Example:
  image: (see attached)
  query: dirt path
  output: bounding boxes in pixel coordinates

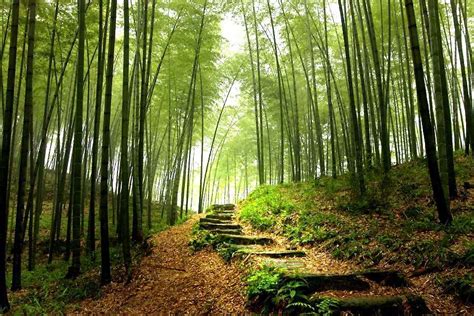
[78,217,248,314]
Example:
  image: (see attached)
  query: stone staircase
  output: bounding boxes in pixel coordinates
[197,204,431,314]
[200,204,290,251]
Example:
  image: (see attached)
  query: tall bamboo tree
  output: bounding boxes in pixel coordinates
[405,0,452,224]
[11,0,36,290]
[88,0,107,259]
[66,0,86,279]
[0,0,20,309]
[99,0,118,284]
[338,0,365,195]
[120,0,132,279]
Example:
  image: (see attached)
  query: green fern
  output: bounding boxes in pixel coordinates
[317,298,340,316]
[286,301,316,312]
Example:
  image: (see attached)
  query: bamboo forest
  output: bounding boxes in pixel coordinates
[0,0,473,313]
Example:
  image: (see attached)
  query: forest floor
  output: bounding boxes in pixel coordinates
[74,155,473,314]
[76,217,249,314]
[7,154,465,314]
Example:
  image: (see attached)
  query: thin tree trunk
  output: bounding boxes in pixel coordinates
[0,0,19,308]
[11,0,36,290]
[405,0,452,224]
[120,0,132,281]
[66,0,86,279]
[427,0,452,207]
[99,0,117,284]
[88,0,106,259]
[339,0,365,195]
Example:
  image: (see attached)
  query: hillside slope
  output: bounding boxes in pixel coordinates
[233,155,473,313]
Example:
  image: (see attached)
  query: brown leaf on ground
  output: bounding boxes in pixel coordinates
[76,217,248,314]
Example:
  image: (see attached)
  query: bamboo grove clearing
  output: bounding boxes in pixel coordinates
[0,0,473,314]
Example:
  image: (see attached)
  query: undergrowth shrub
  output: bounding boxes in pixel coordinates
[9,255,105,314]
[246,265,282,303]
[246,266,314,313]
[461,243,474,266]
[188,226,217,251]
[281,207,340,245]
[438,273,473,303]
[448,214,474,235]
[216,244,239,262]
[237,154,473,272]
[316,175,350,198]
[402,238,455,268]
[239,186,295,231]
[337,191,388,215]
[314,297,341,315]
[276,280,314,313]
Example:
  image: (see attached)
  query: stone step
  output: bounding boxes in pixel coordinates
[310,295,430,315]
[213,210,236,216]
[263,258,307,271]
[224,244,260,250]
[210,204,235,211]
[282,270,408,294]
[236,249,306,258]
[208,228,242,235]
[200,223,241,230]
[206,214,234,220]
[217,234,273,245]
[356,270,408,287]
[283,273,370,293]
[199,217,234,224]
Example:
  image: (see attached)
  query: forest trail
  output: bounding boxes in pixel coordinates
[197,205,443,314]
[77,202,468,314]
[77,217,248,314]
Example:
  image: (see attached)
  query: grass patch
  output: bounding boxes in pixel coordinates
[8,243,138,314]
[239,185,295,231]
[438,273,474,303]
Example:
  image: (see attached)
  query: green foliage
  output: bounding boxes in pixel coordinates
[315,297,341,315]
[336,191,388,215]
[376,234,402,251]
[460,243,474,266]
[404,238,455,268]
[239,185,295,231]
[239,154,474,272]
[246,265,283,300]
[284,211,338,245]
[447,214,474,235]
[402,212,473,235]
[189,225,218,251]
[216,244,239,262]
[246,266,316,313]
[330,235,364,261]
[276,280,313,313]
[240,184,342,246]
[403,206,424,219]
[285,224,333,245]
[285,301,316,313]
[399,183,425,199]
[8,255,102,314]
[240,208,276,231]
[316,175,351,198]
[438,273,473,303]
